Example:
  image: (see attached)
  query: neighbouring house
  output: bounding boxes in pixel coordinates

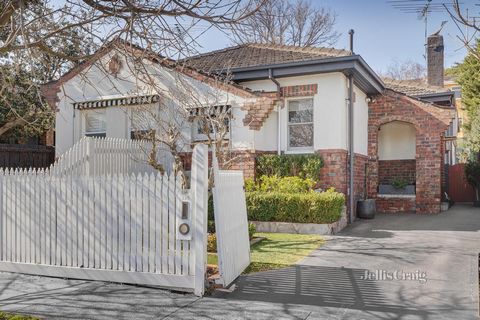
[43,33,457,215]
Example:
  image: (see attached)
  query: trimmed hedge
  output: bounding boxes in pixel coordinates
[256,154,323,180]
[246,191,345,224]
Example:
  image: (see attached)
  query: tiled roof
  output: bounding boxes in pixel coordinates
[183,43,351,73]
[382,78,451,97]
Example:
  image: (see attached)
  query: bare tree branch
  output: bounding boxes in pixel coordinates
[231,0,339,47]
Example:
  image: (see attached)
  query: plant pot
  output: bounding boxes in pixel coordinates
[357,199,376,219]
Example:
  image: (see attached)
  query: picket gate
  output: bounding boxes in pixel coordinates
[212,156,251,287]
[0,144,208,295]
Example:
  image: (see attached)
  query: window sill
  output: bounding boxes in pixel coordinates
[284,148,315,155]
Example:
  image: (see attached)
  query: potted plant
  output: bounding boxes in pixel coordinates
[357,164,376,219]
[465,159,480,207]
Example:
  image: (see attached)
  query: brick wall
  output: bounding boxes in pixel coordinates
[378,159,416,185]
[368,90,454,214]
[317,149,348,195]
[376,197,416,213]
[280,84,318,97]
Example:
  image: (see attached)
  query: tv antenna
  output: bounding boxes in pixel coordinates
[388,0,457,59]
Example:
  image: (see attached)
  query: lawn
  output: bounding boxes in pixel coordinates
[208,232,324,274]
[0,312,38,320]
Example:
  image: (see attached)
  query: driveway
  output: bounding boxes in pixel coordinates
[0,204,478,319]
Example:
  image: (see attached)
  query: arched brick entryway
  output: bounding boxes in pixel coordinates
[368,90,454,214]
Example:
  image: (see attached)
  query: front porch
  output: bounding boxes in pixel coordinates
[367,90,454,213]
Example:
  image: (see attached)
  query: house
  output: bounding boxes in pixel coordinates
[43,33,456,215]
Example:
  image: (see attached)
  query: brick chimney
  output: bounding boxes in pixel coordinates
[427,34,444,87]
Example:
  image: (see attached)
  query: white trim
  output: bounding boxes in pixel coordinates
[285,97,314,152]
[0,262,195,291]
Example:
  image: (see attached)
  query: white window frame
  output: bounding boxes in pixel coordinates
[83,109,106,138]
[128,105,158,140]
[192,106,232,142]
[286,97,314,153]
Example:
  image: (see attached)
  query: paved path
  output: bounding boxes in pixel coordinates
[0,204,478,319]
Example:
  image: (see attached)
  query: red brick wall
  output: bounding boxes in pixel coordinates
[378,159,416,185]
[376,197,416,213]
[368,90,454,213]
[280,84,318,97]
[317,149,348,194]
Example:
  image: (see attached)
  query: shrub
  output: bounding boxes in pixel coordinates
[465,159,480,201]
[391,177,408,190]
[245,175,315,193]
[248,222,256,240]
[256,154,323,181]
[207,233,217,253]
[246,191,345,224]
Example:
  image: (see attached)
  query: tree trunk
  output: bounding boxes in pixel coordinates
[0,117,27,137]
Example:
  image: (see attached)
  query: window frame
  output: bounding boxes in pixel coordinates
[286,97,314,152]
[83,109,107,138]
[191,105,232,142]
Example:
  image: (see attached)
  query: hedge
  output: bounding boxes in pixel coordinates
[256,154,323,180]
[245,191,345,224]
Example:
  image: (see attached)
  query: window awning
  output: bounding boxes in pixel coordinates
[73,94,160,109]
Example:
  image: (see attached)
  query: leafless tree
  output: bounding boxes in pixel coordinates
[127,62,238,178]
[380,58,426,80]
[444,0,480,60]
[231,0,339,47]
[0,0,264,140]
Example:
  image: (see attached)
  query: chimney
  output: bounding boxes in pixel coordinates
[427,34,444,87]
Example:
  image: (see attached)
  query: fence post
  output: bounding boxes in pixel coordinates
[191,144,208,296]
[86,138,94,176]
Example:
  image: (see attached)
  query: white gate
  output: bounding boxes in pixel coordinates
[213,170,250,287]
[0,144,209,296]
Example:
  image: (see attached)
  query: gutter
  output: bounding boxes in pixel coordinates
[269,68,282,155]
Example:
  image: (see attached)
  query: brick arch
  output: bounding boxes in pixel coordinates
[367,90,453,214]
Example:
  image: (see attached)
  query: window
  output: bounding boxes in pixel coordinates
[287,98,313,149]
[130,107,157,140]
[84,109,106,137]
[191,105,231,141]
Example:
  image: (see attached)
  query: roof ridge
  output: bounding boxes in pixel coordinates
[246,43,350,56]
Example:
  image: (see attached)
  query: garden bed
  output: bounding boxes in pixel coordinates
[251,206,347,235]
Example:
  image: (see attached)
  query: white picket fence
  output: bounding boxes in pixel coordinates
[0,144,209,295]
[51,137,175,176]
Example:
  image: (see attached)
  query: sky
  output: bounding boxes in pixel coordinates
[192,0,480,74]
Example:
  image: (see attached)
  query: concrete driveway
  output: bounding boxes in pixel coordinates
[0,204,478,319]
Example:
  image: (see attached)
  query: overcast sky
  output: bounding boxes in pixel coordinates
[193,0,479,74]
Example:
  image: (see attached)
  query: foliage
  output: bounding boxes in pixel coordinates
[248,222,256,240]
[391,177,408,190]
[207,233,217,253]
[465,159,480,200]
[245,175,315,193]
[448,40,480,156]
[246,191,345,224]
[0,312,38,320]
[256,154,324,181]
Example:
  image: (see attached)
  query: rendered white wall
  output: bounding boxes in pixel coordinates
[378,121,416,160]
[55,51,371,157]
[240,73,369,156]
[55,51,249,155]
